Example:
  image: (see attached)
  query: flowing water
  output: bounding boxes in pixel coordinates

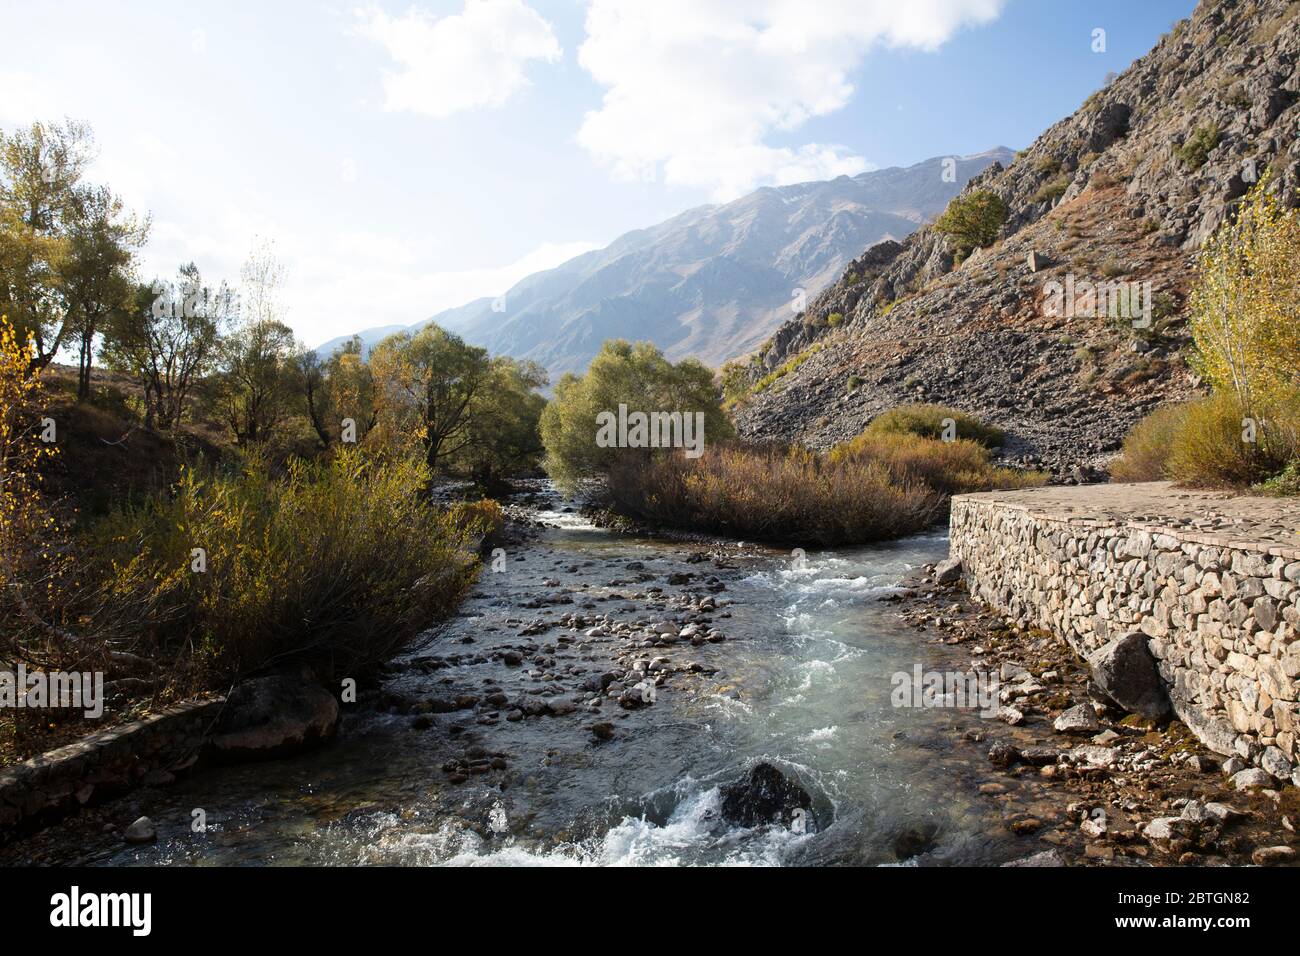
[8,485,1043,867]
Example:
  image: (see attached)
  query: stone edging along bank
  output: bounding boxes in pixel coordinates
[950,483,1300,786]
[0,697,224,844]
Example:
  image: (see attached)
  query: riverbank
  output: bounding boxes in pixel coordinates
[4,479,1295,866]
[895,570,1299,865]
[952,483,1300,787]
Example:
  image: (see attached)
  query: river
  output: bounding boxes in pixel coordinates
[8,483,1046,867]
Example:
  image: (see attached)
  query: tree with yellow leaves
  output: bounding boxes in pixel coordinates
[0,312,70,663]
[1189,170,1300,413]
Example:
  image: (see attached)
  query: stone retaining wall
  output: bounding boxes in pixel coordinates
[0,697,224,844]
[950,484,1300,786]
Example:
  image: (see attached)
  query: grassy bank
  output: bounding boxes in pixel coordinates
[604,412,1044,546]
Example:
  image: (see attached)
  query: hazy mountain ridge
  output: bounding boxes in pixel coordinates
[317,150,1013,375]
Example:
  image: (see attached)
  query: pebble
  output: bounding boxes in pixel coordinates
[1251,846,1296,866]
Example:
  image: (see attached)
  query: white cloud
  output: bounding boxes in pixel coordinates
[355,0,562,118]
[576,0,1005,199]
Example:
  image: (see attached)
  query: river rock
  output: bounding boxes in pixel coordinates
[719,762,812,829]
[1142,816,1189,841]
[1054,703,1100,735]
[1231,768,1273,790]
[123,816,156,844]
[988,740,1020,767]
[1086,633,1171,719]
[934,557,963,585]
[995,705,1024,725]
[1251,845,1296,865]
[1001,849,1064,867]
[209,674,340,761]
[892,822,939,860]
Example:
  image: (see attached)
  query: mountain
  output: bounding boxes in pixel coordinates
[317,150,1014,376]
[733,0,1300,474]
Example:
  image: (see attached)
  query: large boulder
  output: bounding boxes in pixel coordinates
[209,675,341,761]
[719,762,812,830]
[934,557,963,585]
[1086,633,1170,720]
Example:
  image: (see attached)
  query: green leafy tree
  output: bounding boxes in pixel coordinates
[933,188,1007,256]
[0,120,95,370]
[215,243,298,444]
[326,336,379,443]
[371,324,492,469]
[540,339,733,492]
[102,264,234,430]
[61,184,149,399]
[457,357,548,487]
[217,317,298,444]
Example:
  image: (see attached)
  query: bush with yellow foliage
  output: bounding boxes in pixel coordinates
[1111,173,1300,493]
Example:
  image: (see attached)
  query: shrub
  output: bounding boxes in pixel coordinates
[1175,124,1220,170]
[828,430,1040,497]
[933,189,1007,255]
[1109,403,1189,482]
[606,432,1043,546]
[859,403,1005,449]
[827,312,844,328]
[89,449,483,683]
[607,444,944,546]
[750,343,824,395]
[1258,461,1300,497]
[1113,393,1299,493]
[1166,393,1280,488]
[0,316,82,663]
[1032,176,1071,204]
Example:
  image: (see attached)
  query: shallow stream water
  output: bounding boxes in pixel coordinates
[8,486,1044,866]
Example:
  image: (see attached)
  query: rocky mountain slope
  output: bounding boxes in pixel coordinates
[733,0,1300,477]
[318,150,1012,377]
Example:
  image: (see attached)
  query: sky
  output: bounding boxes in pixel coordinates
[0,0,1198,347]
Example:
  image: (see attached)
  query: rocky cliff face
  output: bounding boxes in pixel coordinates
[734,0,1300,478]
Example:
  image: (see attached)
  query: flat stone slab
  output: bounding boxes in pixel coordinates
[955,481,1300,560]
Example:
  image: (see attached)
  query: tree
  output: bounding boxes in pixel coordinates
[61,184,148,399]
[1189,171,1300,416]
[292,347,334,450]
[0,314,69,663]
[933,188,1007,256]
[371,324,492,469]
[215,243,298,445]
[217,317,298,445]
[457,357,547,487]
[325,336,379,443]
[539,339,733,491]
[0,120,95,371]
[102,264,233,430]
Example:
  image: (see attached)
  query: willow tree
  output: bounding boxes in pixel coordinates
[370,324,492,469]
[539,339,733,492]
